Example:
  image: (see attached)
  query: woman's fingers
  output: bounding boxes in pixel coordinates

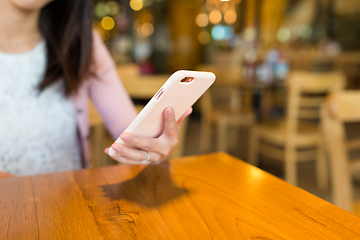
[163,107,179,141]
[106,106,193,165]
[117,107,179,153]
[111,143,148,160]
[109,143,160,164]
[117,132,171,159]
[119,133,159,152]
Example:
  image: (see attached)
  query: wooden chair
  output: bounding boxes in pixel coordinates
[321,91,360,213]
[199,86,256,153]
[248,71,346,188]
[197,64,256,154]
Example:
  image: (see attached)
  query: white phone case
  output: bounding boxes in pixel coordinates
[108,70,216,157]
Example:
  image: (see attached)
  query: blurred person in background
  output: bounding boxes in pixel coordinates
[0,0,191,177]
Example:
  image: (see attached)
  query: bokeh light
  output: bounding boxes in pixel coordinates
[205,2,213,12]
[222,2,230,12]
[139,10,154,23]
[223,26,234,39]
[196,13,209,27]
[198,31,211,44]
[224,9,237,25]
[209,9,222,24]
[106,1,119,16]
[142,0,154,7]
[101,16,115,30]
[211,25,225,40]
[244,27,257,41]
[136,22,154,38]
[141,22,154,37]
[94,2,107,19]
[277,27,291,43]
[130,0,143,11]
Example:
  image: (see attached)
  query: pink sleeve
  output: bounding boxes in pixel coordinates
[88,30,137,139]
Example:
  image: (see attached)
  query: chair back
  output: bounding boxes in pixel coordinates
[325,91,360,121]
[283,71,346,155]
[197,64,243,86]
[198,64,243,117]
[321,91,360,213]
[288,71,345,93]
[285,71,346,133]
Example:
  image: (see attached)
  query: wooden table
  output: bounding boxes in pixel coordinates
[1,152,359,239]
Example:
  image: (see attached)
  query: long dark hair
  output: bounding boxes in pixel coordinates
[38,0,94,97]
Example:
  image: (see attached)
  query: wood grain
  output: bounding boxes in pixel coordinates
[31,171,104,239]
[0,152,359,239]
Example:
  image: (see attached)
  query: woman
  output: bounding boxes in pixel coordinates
[0,0,191,177]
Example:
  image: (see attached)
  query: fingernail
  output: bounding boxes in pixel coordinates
[186,108,193,115]
[111,144,122,152]
[120,133,131,142]
[166,107,174,116]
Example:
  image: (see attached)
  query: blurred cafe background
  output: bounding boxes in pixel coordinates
[89,0,360,215]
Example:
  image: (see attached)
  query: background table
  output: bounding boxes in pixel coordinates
[1,152,359,239]
[117,64,167,100]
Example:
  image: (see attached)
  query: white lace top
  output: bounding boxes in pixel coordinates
[0,41,81,176]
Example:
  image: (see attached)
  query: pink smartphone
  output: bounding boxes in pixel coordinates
[108,70,216,157]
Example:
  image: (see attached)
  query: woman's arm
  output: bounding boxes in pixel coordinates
[88,31,138,139]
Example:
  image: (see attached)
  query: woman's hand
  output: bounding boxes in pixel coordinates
[105,106,192,164]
